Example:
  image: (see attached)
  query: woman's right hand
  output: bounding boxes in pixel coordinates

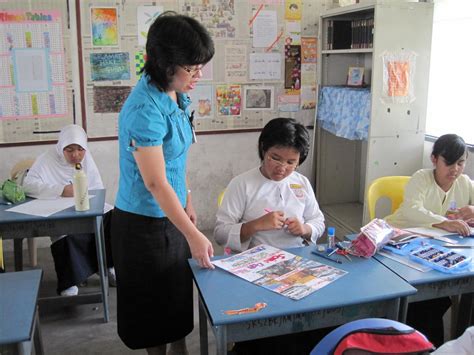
[62,184,74,197]
[433,219,471,237]
[188,231,215,269]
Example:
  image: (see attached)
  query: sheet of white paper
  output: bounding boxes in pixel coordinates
[249,53,281,80]
[6,195,96,218]
[252,10,277,48]
[405,226,474,238]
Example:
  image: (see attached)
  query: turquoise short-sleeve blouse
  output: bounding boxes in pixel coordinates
[115,75,193,217]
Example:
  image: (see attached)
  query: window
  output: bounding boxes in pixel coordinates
[426,0,474,144]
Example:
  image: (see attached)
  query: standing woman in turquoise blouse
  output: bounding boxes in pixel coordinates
[111,12,214,355]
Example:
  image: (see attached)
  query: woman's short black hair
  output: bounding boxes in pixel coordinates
[258,117,310,165]
[142,11,215,91]
[432,134,467,165]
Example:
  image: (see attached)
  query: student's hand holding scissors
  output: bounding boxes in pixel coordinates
[434,219,471,237]
[259,210,286,230]
[284,217,311,237]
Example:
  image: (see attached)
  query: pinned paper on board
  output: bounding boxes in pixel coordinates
[381,50,417,103]
[91,7,118,46]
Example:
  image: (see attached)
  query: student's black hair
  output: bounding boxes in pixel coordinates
[142,11,215,91]
[258,117,310,165]
[432,134,467,165]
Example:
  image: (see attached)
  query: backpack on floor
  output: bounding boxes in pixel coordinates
[311,318,435,355]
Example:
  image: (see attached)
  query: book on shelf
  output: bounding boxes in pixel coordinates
[325,17,374,50]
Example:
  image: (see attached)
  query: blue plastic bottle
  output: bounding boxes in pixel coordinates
[327,227,336,251]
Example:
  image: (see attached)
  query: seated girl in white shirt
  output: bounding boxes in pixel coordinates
[23,124,115,296]
[214,117,325,252]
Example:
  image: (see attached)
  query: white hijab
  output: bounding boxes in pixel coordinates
[23,125,104,199]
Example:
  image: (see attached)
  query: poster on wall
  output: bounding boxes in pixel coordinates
[137,5,162,46]
[216,84,241,116]
[90,52,130,81]
[0,10,68,120]
[381,50,417,103]
[93,86,131,113]
[189,85,213,118]
[243,86,274,110]
[90,7,118,47]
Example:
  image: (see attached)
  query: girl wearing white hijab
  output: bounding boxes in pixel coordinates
[23,124,115,296]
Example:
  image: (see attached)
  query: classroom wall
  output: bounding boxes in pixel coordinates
[0,130,314,233]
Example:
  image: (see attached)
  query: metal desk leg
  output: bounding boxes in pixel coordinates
[33,307,44,355]
[455,292,473,338]
[386,298,400,320]
[94,216,109,322]
[399,296,408,323]
[13,238,23,271]
[215,325,227,355]
[199,295,209,355]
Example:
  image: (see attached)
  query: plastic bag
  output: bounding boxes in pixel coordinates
[349,219,398,258]
[1,179,26,203]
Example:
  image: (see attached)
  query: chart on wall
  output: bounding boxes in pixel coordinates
[0,4,74,145]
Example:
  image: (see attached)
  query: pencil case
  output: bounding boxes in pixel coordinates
[408,244,472,273]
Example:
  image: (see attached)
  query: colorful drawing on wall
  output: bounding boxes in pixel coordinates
[284,45,301,90]
[90,52,130,81]
[301,37,317,64]
[216,84,241,116]
[0,10,68,120]
[93,86,131,113]
[285,0,302,20]
[189,85,213,118]
[180,0,236,39]
[137,6,162,46]
[135,51,146,78]
[91,7,118,47]
[243,86,274,110]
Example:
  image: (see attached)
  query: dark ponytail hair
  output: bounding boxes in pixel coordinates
[432,134,467,165]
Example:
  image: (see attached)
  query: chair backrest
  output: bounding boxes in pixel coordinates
[217,189,226,207]
[367,176,410,220]
[311,318,434,355]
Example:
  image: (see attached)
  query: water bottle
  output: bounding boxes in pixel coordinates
[73,163,89,211]
[327,227,336,251]
[446,201,457,219]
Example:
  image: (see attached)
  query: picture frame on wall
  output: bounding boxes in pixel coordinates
[243,86,274,110]
[347,66,364,86]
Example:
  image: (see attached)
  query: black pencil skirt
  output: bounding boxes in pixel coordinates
[111,207,193,350]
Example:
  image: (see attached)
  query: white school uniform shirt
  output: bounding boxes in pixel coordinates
[214,167,325,252]
[23,124,104,200]
[385,169,474,228]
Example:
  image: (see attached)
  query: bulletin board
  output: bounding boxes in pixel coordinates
[0,0,322,144]
[78,0,320,139]
[0,1,76,145]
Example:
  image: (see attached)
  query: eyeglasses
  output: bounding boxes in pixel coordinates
[180,65,203,77]
[267,155,298,169]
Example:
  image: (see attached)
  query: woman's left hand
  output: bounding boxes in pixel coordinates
[284,217,311,238]
[452,206,474,221]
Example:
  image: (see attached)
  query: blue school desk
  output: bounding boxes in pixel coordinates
[372,235,474,338]
[0,189,110,322]
[0,269,44,354]
[189,246,416,355]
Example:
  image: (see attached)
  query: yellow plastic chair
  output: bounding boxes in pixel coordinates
[367,176,411,220]
[217,189,226,207]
